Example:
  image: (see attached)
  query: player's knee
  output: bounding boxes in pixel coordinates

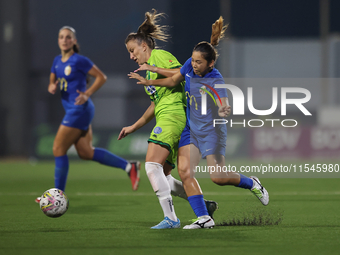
[211,177,227,186]
[77,149,93,160]
[178,165,190,182]
[52,144,66,157]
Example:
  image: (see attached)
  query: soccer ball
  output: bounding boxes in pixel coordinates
[39,188,69,218]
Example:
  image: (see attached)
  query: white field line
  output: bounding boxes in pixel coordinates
[1,191,340,196]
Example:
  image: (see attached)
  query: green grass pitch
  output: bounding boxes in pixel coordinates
[0,160,339,255]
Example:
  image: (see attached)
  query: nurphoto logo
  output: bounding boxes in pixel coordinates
[200,83,312,128]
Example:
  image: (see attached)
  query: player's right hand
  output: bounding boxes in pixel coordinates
[48,80,59,94]
[118,126,135,140]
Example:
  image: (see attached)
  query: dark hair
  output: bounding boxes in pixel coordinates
[73,44,80,53]
[125,9,169,49]
[59,26,80,53]
[193,16,228,63]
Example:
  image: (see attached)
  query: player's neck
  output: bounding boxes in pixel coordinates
[145,48,153,62]
[61,49,75,62]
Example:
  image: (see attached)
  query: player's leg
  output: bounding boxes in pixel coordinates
[164,161,218,218]
[53,124,83,192]
[35,124,83,203]
[145,142,180,229]
[164,159,218,220]
[74,125,140,190]
[164,162,188,200]
[178,144,215,229]
[206,154,269,205]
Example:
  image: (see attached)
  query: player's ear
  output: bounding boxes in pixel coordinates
[141,42,148,52]
[209,60,215,69]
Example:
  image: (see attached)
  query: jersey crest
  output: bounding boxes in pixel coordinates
[64,65,72,76]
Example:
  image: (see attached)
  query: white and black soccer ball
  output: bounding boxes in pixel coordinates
[39,188,69,218]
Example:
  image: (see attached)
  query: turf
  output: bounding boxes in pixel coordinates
[0,160,339,255]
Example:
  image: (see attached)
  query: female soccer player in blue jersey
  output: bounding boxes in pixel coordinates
[36,26,140,203]
[129,17,269,229]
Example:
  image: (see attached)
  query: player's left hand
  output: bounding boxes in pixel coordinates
[218,105,231,117]
[128,72,150,86]
[75,90,89,105]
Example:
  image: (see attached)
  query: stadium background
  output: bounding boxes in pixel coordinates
[0,0,340,161]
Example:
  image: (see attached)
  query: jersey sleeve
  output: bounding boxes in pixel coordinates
[213,77,228,99]
[50,56,58,74]
[77,55,94,75]
[180,58,192,76]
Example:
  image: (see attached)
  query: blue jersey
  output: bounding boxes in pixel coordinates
[51,53,94,109]
[50,53,95,130]
[180,57,228,137]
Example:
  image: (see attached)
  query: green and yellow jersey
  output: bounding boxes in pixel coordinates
[145,49,186,119]
[144,49,186,168]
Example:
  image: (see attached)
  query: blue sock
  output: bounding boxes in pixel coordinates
[237,174,254,189]
[54,155,69,191]
[92,148,128,171]
[188,195,209,218]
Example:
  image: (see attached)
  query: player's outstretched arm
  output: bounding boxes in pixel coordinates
[118,102,155,140]
[128,71,184,88]
[134,63,180,78]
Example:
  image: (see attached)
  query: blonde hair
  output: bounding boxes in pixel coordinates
[210,16,228,47]
[193,16,228,63]
[125,9,169,49]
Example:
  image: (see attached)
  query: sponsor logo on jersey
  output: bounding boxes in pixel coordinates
[146,85,157,95]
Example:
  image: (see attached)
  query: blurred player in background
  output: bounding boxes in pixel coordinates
[129,16,269,229]
[36,26,140,203]
[119,10,217,229]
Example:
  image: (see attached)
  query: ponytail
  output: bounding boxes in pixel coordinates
[210,16,228,47]
[125,9,169,49]
[193,16,228,63]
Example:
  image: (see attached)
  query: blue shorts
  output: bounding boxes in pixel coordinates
[179,124,227,159]
[61,99,95,131]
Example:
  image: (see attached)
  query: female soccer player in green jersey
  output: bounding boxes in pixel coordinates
[118,10,186,229]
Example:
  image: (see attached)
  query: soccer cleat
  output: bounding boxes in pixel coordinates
[128,161,141,191]
[204,200,218,219]
[35,197,41,203]
[250,176,269,206]
[183,216,215,229]
[150,217,181,229]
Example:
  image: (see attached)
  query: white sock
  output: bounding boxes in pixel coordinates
[125,162,131,173]
[145,162,177,221]
[166,174,188,200]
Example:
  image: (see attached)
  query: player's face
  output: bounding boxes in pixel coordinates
[191,51,215,77]
[58,29,76,52]
[126,40,148,65]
